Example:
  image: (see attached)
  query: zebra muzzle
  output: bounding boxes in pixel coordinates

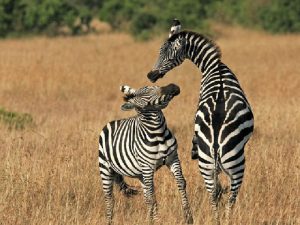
[147,70,164,83]
[161,83,180,96]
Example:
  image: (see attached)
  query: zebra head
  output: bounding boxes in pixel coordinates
[120,84,180,111]
[148,19,187,83]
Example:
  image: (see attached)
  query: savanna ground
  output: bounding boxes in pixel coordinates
[0,24,299,225]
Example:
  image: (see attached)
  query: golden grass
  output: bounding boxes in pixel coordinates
[0,26,299,225]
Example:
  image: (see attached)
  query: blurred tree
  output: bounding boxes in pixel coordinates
[207,0,300,33]
[0,0,102,37]
[0,0,299,38]
[130,11,156,40]
[99,0,211,39]
[259,0,300,33]
[0,0,14,36]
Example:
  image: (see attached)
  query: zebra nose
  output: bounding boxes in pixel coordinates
[161,83,180,96]
[147,70,163,83]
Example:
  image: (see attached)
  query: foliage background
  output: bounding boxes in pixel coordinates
[0,0,299,39]
[0,1,300,224]
[0,25,299,224]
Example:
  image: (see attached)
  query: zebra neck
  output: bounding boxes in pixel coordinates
[185,32,221,77]
[137,110,165,126]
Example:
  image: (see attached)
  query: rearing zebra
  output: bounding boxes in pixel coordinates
[147,20,254,224]
[99,84,193,225]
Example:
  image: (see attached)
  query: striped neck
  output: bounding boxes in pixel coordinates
[183,31,221,78]
[136,110,165,125]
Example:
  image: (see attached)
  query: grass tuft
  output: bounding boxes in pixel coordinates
[0,107,33,130]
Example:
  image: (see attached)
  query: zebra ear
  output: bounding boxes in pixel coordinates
[169,18,181,38]
[121,102,135,111]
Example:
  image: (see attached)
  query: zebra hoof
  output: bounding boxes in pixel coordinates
[223,186,230,194]
[186,216,194,224]
[122,187,140,197]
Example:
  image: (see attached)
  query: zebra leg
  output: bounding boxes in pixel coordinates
[168,158,193,224]
[211,170,222,225]
[200,168,221,225]
[224,174,243,225]
[225,188,238,225]
[141,169,157,224]
[114,173,139,197]
[191,135,198,160]
[99,166,115,225]
[221,148,245,225]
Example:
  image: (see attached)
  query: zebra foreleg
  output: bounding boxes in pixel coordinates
[141,170,158,224]
[169,159,194,224]
[114,174,140,197]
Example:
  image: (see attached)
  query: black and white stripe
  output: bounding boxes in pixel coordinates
[148,22,254,225]
[99,84,193,225]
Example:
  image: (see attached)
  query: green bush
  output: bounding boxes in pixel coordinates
[259,0,300,33]
[207,0,300,33]
[0,0,97,38]
[99,0,137,29]
[0,0,299,38]
[99,0,211,40]
[130,12,156,40]
[0,107,33,130]
[0,0,16,36]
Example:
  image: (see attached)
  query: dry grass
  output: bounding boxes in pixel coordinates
[0,25,299,225]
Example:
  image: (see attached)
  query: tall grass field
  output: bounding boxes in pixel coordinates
[0,25,299,224]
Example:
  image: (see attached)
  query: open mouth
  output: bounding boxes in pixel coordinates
[147,70,164,83]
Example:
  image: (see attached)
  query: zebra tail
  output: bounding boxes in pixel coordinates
[213,149,225,201]
[216,154,230,195]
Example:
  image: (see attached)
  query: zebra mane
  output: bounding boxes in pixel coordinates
[169,30,222,59]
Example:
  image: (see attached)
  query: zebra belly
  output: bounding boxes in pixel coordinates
[135,142,178,170]
[99,121,178,177]
[99,131,142,177]
[106,145,143,177]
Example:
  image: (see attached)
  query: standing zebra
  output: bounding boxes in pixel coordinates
[99,84,193,225]
[147,20,254,224]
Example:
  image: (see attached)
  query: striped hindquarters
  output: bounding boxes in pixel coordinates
[195,64,254,193]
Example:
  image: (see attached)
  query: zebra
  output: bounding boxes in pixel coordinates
[147,19,254,225]
[99,84,193,225]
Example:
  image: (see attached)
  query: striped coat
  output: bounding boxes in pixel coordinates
[99,84,193,225]
[148,20,254,225]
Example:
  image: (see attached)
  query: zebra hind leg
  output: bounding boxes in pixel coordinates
[114,173,140,197]
[222,152,245,225]
[225,188,239,225]
[99,166,115,225]
[169,158,193,224]
[191,136,198,160]
[210,171,223,225]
